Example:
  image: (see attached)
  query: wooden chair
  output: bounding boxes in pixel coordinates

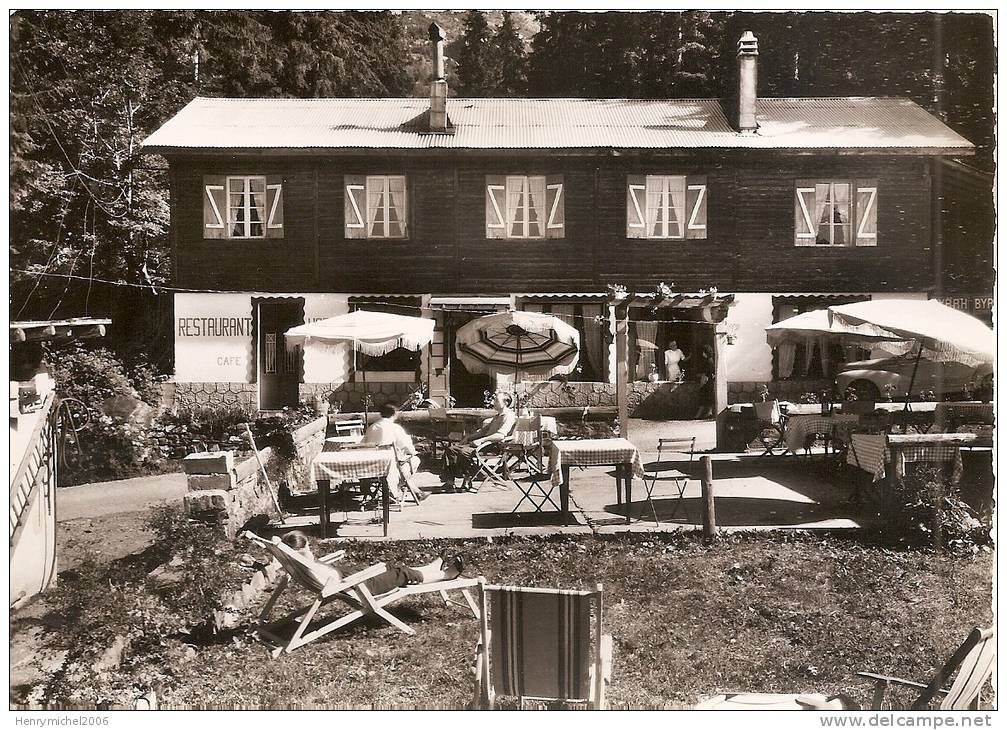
[243,531,479,657]
[472,580,612,710]
[753,401,786,456]
[858,626,995,710]
[641,437,696,524]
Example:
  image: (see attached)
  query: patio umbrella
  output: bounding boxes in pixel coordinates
[285,310,434,420]
[454,310,580,409]
[828,299,994,411]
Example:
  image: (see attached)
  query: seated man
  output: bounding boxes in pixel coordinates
[362,403,427,502]
[443,391,517,491]
[281,530,464,595]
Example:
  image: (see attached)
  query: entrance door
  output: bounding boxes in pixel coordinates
[257,299,303,410]
[445,311,493,407]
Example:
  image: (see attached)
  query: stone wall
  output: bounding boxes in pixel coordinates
[172,382,258,410]
[182,416,327,537]
[301,381,419,412]
[728,379,833,405]
[516,381,700,419]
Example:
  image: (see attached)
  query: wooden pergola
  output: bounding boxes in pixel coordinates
[609,291,735,438]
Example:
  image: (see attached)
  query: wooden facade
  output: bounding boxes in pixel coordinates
[168,153,937,295]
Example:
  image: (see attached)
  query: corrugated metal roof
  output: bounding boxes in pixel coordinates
[141,96,973,153]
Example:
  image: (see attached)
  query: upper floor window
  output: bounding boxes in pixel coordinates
[795,179,877,247]
[485,175,564,239]
[626,175,707,240]
[202,174,283,240]
[345,175,408,239]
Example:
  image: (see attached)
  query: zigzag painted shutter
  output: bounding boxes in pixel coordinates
[855,179,878,246]
[485,175,506,239]
[265,175,284,239]
[344,175,366,239]
[202,175,226,239]
[626,174,647,239]
[545,174,565,239]
[686,175,707,240]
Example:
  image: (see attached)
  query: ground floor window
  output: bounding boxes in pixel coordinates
[519,301,608,382]
[628,307,714,383]
[771,296,870,380]
[348,296,423,373]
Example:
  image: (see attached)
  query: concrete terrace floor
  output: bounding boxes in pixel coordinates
[280,419,870,542]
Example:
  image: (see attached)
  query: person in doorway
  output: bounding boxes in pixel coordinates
[693,345,715,419]
[280,530,464,595]
[363,403,427,502]
[443,391,517,491]
[663,340,687,383]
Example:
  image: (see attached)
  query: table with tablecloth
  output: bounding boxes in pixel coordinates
[548,438,646,524]
[784,414,860,453]
[935,402,994,431]
[846,434,963,484]
[310,447,394,537]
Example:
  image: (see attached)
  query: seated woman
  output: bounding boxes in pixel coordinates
[442,391,517,490]
[362,403,427,502]
[281,530,464,595]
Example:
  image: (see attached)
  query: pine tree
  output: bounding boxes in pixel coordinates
[494,12,527,96]
[457,10,498,96]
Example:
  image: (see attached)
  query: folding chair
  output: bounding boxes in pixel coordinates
[472,580,613,710]
[500,415,547,476]
[243,531,480,657]
[753,401,785,456]
[641,437,696,524]
[331,416,365,439]
[510,471,561,514]
[464,441,514,492]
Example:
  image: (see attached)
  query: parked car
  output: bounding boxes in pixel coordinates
[836,354,992,401]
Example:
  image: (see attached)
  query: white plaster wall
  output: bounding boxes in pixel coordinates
[174,293,255,383]
[723,293,774,382]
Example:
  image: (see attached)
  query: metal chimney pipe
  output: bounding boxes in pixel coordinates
[736,31,759,133]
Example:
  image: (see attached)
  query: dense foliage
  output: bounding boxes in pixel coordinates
[10,10,993,331]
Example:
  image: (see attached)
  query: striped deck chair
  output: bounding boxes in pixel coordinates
[243,531,480,657]
[858,626,995,710]
[472,580,613,710]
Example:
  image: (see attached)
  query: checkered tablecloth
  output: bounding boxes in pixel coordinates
[785,415,859,452]
[935,403,994,430]
[548,438,645,486]
[311,448,393,483]
[846,434,963,484]
[511,416,558,446]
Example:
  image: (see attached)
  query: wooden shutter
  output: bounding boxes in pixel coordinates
[686,175,707,239]
[855,179,878,246]
[485,175,506,239]
[265,175,284,239]
[794,180,817,245]
[626,174,647,239]
[344,175,366,239]
[545,174,564,238]
[202,175,226,239]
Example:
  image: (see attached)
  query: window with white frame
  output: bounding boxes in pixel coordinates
[202,174,284,240]
[794,179,877,247]
[626,175,707,239]
[485,174,564,239]
[344,175,408,239]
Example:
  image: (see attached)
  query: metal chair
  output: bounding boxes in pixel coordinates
[753,401,786,456]
[641,437,696,524]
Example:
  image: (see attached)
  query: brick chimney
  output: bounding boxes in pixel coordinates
[428,23,448,133]
[736,31,759,134]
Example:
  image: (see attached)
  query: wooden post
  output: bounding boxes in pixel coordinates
[701,455,716,539]
[614,302,630,439]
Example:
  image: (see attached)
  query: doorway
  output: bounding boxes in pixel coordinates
[256,298,304,410]
[444,310,493,407]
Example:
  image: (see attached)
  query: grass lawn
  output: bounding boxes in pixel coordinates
[114,531,992,710]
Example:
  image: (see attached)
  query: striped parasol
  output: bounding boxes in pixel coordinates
[455,311,580,395]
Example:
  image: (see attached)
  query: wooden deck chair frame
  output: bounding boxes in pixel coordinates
[858,626,995,710]
[642,437,696,525]
[472,579,613,710]
[243,531,480,658]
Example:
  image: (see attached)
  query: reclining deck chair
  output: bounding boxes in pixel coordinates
[696,626,994,711]
[243,531,480,657]
[472,580,613,710]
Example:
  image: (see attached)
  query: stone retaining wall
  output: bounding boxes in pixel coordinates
[182,416,327,537]
[728,379,832,405]
[516,381,700,419]
[300,381,419,412]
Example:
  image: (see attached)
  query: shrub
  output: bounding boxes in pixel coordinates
[889,466,991,553]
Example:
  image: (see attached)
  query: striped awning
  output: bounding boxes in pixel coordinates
[454,311,580,379]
